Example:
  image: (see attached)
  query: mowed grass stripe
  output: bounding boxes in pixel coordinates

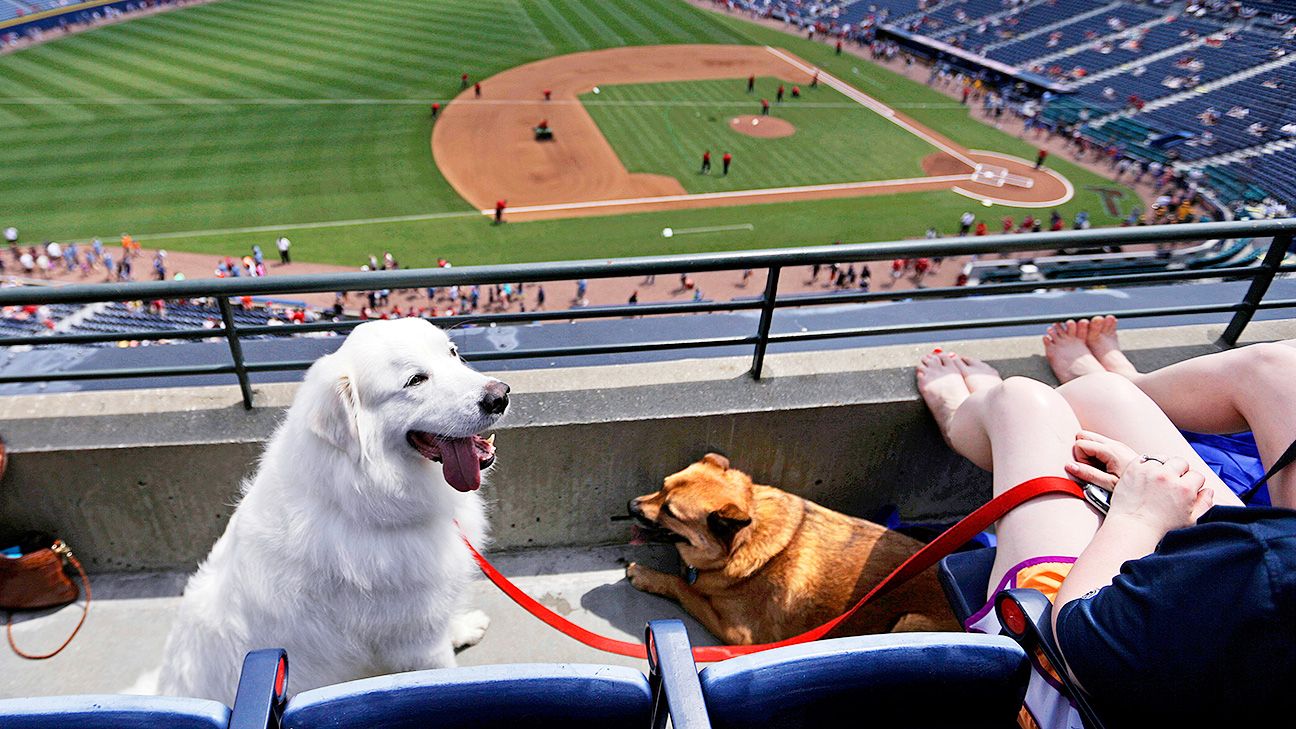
[0,75,86,124]
[584,1,658,45]
[113,17,323,98]
[12,46,177,117]
[507,0,557,52]
[527,0,593,50]
[640,0,752,45]
[144,11,410,97]
[0,55,133,120]
[613,0,695,44]
[32,35,219,102]
[239,0,532,64]
[548,0,624,46]
[65,28,275,100]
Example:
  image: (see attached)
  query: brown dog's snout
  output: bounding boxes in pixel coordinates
[628,497,655,527]
[479,380,510,415]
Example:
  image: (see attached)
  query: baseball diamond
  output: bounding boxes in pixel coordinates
[0,0,1129,267]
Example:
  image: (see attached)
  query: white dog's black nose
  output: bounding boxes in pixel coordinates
[480,381,510,415]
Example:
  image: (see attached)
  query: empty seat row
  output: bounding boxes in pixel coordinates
[0,628,1030,729]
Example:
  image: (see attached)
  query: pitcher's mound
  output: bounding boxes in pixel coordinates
[729,115,795,138]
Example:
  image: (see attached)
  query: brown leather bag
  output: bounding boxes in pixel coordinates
[0,539,79,609]
[0,437,92,659]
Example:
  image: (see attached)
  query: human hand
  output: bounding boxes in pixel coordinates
[1065,430,1139,491]
[1107,455,1211,534]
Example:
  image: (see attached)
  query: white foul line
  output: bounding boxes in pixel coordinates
[480,176,971,215]
[668,223,754,236]
[762,46,979,169]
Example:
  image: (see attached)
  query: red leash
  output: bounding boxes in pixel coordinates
[463,475,1084,662]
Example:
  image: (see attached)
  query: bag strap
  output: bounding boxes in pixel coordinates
[6,540,92,660]
[1249,437,1296,493]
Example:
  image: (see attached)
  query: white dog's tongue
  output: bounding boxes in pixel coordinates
[440,437,482,492]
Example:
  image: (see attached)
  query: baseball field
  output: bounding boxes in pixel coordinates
[0,0,1138,268]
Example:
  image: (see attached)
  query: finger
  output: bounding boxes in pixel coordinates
[1193,483,1215,514]
[1076,430,1114,444]
[1066,461,1119,490]
[1074,439,1123,469]
[1164,456,1191,477]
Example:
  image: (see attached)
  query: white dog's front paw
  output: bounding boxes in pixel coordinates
[450,609,491,649]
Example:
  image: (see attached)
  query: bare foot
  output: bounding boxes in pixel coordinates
[956,354,1003,392]
[1085,315,1139,378]
[1043,319,1106,383]
[917,352,970,444]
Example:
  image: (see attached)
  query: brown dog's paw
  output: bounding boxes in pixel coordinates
[626,562,676,596]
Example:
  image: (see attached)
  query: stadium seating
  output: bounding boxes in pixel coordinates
[0,649,286,729]
[986,4,1162,65]
[646,620,1030,729]
[1043,17,1222,82]
[281,664,654,729]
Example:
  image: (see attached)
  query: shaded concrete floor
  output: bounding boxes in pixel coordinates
[0,544,719,699]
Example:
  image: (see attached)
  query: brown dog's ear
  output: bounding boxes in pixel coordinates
[707,503,751,551]
[702,452,730,470]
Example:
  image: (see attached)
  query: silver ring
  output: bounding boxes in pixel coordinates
[1140,455,1165,465]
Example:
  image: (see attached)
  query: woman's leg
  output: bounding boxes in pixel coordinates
[918,353,1102,601]
[1057,371,1242,508]
[1074,317,1296,508]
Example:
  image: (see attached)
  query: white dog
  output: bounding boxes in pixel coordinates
[157,318,508,703]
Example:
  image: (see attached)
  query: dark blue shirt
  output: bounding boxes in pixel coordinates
[1056,506,1296,727]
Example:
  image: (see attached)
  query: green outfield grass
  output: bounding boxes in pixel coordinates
[0,0,1140,268]
[581,77,934,191]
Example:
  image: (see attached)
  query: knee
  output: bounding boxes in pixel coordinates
[985,375,1059,413]
[1058,370,1138,409]
[1238,342,1296,381]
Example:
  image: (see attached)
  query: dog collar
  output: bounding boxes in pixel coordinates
[685,565,698,585]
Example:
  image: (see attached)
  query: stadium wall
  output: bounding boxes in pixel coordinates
[2,322,1280,573]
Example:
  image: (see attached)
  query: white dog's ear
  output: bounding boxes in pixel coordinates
[308,369,359,453]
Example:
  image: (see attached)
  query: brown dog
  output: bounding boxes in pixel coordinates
[626,453,959,645]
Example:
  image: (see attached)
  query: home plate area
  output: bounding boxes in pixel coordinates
[971,164,1034,189]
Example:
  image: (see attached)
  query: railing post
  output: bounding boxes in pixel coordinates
[750,266,782,380]
[218,296,255,409]
[1220,233,1292,347]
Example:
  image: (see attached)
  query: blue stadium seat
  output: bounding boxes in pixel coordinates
[0,696,232,729]
[647,620,1028,729]
[280,663,653,729]
[938,549,1107,729]
[0,648,286,729]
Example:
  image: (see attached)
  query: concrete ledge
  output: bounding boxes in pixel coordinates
[2,319,1292,571]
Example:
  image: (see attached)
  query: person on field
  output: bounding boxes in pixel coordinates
[276,236,291,264]
[722,152,733,175]
[776,84,785,102]
[760,98,770,116]
[701,150,711,174]
[543,89,551,101]
[461,72,469,88]
[811,70,819,88]
[431,102,440,118]
[474,82,482,98]
[1036,148,1049,170]
[747,74,755,92]
[494,199,506,224]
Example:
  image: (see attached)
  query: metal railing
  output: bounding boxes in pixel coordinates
[1,219,1294,408]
